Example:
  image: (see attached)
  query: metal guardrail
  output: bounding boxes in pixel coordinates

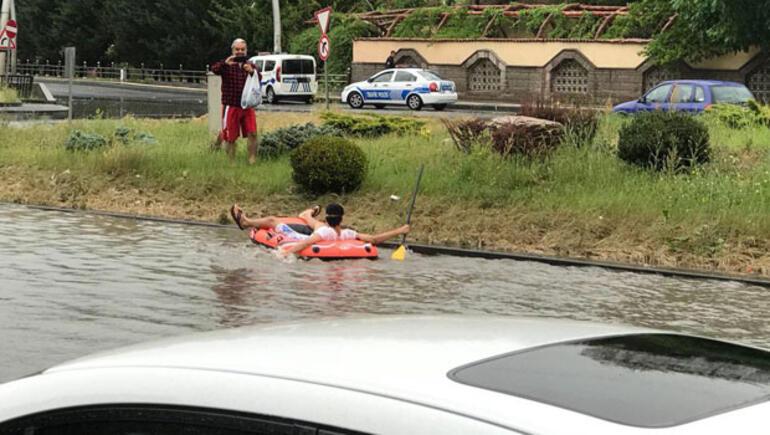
[317,73,350,96]
[0,74,34,99]
[16,61,208,85]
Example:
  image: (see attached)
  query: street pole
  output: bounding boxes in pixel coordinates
[272,0,281,54]
[0,0,10,76]
[64,47,75,121]
[9,0,15,73]
[325,63,329,110]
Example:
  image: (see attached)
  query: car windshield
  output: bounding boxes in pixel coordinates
[418,70,442,81]
[711,85,754,104]
[282,59,314,75]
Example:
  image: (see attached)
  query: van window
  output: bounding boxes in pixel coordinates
[264,61,276,71]
[711,85,754,104]
[645,84,672,103]
[670,85,694,103]
[254,60,264,71]
[283,59,315,75]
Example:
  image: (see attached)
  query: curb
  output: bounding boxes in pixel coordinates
[7,202,769,288]
[314,96,521,113]
[36,77,207,94]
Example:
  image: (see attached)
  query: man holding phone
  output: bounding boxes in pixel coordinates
[211,38,261,164]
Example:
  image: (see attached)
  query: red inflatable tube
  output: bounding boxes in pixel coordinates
[249,217,379,260]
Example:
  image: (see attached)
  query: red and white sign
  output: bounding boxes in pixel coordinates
[4,19,16,38]
[315,7,331,35]
[318,34,330,61]
[0,19,17,51]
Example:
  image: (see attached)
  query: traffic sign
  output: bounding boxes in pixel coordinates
[4,19,16,38]
[0,29,15,51]
[315,7,331,35]
[318,34,330,61]
[0,19,17,51]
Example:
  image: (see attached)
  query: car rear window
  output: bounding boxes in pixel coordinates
[449,334,770,428]
[282,59,314,75]
[418,70,443,81]
[711,85,754,104]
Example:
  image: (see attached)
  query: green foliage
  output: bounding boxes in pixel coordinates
[287,13,379,76]
[618,111,711,171]
[290,136,367,195]
[64,127,156,152]
[64,130,108,152]
[567,12,602,39]
[482,7,517,38]
[320,112,427,137]
[435,8,488,39]
[392,7,447,38]
[704,101,770,129]
[645,0,770,64]
[0,86,19,104]
[517,5,562,35]
[259,123,343,158]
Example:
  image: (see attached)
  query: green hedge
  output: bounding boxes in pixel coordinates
[618,111,711,171]
[290,136,367,195]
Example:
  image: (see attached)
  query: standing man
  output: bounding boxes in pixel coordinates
[211,38,260,164]
[385,50,396,69]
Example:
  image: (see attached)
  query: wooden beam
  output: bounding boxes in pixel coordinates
[594,14,615,39]
[385,13,409,37]
[536,13,555,38]
[435,12,450,31]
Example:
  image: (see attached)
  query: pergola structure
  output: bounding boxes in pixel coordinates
[309,4,676,40]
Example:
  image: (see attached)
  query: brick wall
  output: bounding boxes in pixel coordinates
[352,40,770,104]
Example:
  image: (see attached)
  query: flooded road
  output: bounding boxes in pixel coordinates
[0,205,767,382]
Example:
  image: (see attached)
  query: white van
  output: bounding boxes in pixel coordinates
[249,54,317,104]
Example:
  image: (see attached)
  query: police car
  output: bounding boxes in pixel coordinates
[249,54,317,104]
[341,68,458,111]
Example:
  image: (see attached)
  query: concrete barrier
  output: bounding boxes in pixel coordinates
[207,73,221,135]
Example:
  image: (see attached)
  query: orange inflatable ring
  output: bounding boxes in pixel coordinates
[249,217,378,260]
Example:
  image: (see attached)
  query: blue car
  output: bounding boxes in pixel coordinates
[613,80,755,114]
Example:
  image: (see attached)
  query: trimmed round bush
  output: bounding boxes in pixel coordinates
[618,111,710,171]
[290,136,367,195]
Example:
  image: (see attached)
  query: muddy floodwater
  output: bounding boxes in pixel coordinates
[1,205,767,382]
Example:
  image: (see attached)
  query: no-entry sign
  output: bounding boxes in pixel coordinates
[318,34,330,61]
[4,19,16,38]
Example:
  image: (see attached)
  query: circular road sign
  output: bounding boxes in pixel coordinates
[318,34,330,62]
[5,19,16,38]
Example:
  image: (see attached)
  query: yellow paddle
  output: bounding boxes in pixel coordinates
[392,164,425,261]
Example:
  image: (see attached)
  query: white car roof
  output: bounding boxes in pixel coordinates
[10,316,770,434]
[250,54,315,61]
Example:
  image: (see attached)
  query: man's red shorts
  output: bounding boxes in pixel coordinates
[221,105,257,142]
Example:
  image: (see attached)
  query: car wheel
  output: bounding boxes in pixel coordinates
[374,104,386,109]
[265,87,277,104]
[407,94,423,111]
[433,104,447,111]
[347,92,364,109]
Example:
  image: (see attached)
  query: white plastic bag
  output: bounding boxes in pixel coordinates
[241,72,262,109]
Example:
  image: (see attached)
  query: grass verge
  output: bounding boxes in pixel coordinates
[1,110,769,276]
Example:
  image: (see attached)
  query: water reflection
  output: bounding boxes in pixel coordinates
[0,204,768,383]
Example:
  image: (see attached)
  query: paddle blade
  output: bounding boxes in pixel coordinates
[391,244,406,261]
